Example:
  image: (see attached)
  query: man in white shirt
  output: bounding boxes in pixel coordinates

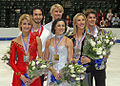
[44,4,72,38]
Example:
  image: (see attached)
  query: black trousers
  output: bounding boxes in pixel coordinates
[91,69,106,86]
[40,75,44,86]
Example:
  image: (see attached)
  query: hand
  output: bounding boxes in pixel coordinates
[81,56,91,64]
[30,76,39,84]
[20,74,31,84]
[53,71,61,80]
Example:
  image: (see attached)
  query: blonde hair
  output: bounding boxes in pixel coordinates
[73,13,87,34]
[18,14,33,31]
[50,4,64,14]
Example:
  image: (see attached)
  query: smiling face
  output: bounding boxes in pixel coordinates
[20,19,32,33]
[51,8,63,20]
[76,15,86,30]
[32,9,43,24]
[87,13,96,27]
[55,21,65,35]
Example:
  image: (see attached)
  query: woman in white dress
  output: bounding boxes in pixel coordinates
[44,19,73,86]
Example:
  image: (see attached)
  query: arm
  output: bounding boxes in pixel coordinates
[44,39,60,79]
[36,36,43,59]
[44,39,50,60]
[66,37,73,63]
[10,40,31,83]
[10,41,21,77]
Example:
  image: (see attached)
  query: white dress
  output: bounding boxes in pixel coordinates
[47,45,71,86]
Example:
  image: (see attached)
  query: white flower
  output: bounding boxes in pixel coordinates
[32,66,36,70]
[96,49,102,55]
[71,74,76,77]
[106,36,108,38]
[36,61,39,65]
[68,65,73,68]
[97,40,101,45]
[109,41,114,45]
[99,47,103,51]
[70,69,75,73]
[105,39,109,43]
[90,39,96,47]
[31,61,35,66]
[40,65,47,68]
[75,77,80,81]
[102,51,106,55]
[99,55,103,59]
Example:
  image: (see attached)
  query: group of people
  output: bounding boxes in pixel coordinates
[10,3,107,86]
[98,9,120,28]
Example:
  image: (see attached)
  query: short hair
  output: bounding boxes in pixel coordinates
[83,9,97,18]
[18,14,33,31]
[73,13,87,34]
[50,4,64,14]
[51,19,67,34]
[31,6,43,15]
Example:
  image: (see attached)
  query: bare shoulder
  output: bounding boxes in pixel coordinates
[12,36,20,43]
[65,36,73,46]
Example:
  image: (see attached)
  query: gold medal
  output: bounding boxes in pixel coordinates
[54,54,59,60]
[24,55,29,62]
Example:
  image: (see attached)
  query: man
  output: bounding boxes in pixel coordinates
[31,6,50,53]
[44,4,72,38]
[84,9,106,86]
[31,6,50,86]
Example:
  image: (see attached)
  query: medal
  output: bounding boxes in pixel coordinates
[54,54,59,60]
[24,55,29,62]
[75,48,81,55]
[21,33,30,62]
[54,35,64,61]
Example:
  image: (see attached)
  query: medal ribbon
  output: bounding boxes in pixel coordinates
[54,35,64,54]
[76,31,86,48]
[31,24,43,37]
[88,25,97,36]
[21,33,30,55]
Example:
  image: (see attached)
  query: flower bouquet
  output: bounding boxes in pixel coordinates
[28,57,53,79]
[83,30,116,70]
[60,62,87,85]
[1,47,10,65]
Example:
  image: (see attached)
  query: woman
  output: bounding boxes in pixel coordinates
[44,19,73,86]
[10,14,43,86]
[72,13,91,86]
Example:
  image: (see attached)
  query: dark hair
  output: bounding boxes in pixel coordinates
[31,6,43,15]
[83,9,97,18]
[51,19,67,34]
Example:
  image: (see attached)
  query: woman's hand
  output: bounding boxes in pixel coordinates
[81,56,91,64]
[20,74,31,84]
[53,71,61,80]
[30,76,39,84]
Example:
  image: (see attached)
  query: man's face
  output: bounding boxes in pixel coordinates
[87,13,96,27]
[32,9,43,24]
[51,8,63,20]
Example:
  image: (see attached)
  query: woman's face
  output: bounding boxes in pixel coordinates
[76,15,86,30]
[87,13,96,27]
[55,21,65,35]
[20,19,32,33]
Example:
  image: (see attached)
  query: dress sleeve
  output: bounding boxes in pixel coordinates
[10,41,21,77]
